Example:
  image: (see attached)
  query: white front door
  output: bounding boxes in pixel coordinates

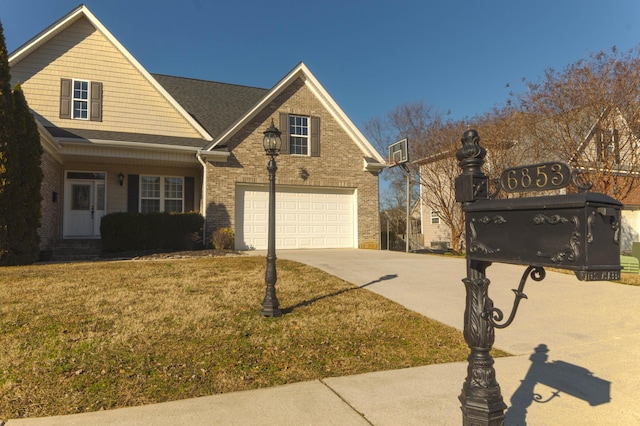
[63,172,106,238]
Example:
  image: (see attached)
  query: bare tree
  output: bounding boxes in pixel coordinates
[416,125,462,251]
[514,46,640,199]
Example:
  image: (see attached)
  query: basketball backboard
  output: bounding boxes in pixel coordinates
[388,138,408,167]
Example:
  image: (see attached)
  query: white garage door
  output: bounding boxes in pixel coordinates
[235,185,355,250]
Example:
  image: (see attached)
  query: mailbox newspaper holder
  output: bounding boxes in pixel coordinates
[454,130,621,425]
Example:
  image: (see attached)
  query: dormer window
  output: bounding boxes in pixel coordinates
[60,78,103,121]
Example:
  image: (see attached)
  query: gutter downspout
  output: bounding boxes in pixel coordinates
[196,151,208,246]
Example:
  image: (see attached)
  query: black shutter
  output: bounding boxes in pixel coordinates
[60,78,71,119]
[184,177,195,212]
[279,112,289,155]
[127,175,139,213]
[90,81,102,122]
[310,116,320,157]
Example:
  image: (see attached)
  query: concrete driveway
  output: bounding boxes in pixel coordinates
[275,248,640,425]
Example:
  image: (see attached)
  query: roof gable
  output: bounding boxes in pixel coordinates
[8,5,212,142]
[205,62,385,163]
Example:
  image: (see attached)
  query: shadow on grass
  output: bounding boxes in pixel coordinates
[281,274,398,314]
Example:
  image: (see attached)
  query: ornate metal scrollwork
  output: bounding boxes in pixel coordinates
[570,169,594,192]
[535,216,580,263]
[468,217,504,255]
[478,215,506,225]
[482,265,545,329]
[488,177,501,199]
[532,214,569,225]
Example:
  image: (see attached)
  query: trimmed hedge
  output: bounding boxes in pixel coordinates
[100,212,204,253]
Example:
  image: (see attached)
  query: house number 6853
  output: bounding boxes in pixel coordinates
[500,162,570,193]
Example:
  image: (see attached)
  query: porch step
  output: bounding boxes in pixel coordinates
[43,239,103,262]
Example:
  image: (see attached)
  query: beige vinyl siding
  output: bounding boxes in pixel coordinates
[61,163,201,214]
[11,17,202,139]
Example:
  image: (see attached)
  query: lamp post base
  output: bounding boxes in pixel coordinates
[260,290,282,317]
[261,253,281,317]
[260,306,282,317]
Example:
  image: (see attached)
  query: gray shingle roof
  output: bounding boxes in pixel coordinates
[46,127,207,148]
[152,74,269,140]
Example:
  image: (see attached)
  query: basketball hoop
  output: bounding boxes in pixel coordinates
[388,138,409,167]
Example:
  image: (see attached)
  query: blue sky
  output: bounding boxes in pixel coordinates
[2,0,640,136]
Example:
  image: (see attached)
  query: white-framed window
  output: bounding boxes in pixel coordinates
[73,80,89,119]
[60,78,102,121]
[431,210,441,224]
[140,176,184,213]
[289,115,309,155]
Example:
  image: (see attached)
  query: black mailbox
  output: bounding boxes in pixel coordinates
[455,130,623,425]
[464,192,622,281]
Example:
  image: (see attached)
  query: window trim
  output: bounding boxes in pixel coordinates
[430,210,441,225]
[72,79,90,120]
[139,175,184,213]
[289,114,310,156]
[60,78,102,121]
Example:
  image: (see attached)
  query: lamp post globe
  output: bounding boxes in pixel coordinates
[261,119,283,317]
[263,119,282,155]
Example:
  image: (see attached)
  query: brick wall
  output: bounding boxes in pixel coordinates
[205,77,380,249]
[38,149,63,250]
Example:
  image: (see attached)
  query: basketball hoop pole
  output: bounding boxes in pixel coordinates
[388,138,410,252]
[402,163,410,253]
[405,167,411,253]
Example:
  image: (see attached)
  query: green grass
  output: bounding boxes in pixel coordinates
[0,256,506,419]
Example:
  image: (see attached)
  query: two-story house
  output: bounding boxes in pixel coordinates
[7,5,386,258]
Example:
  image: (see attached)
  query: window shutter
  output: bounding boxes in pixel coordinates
[127,174,139,213]
[90,81,103,121]
[279,112,289,155]
[60,78,72,119]
[184,177,195,212]
[310,116,320,157]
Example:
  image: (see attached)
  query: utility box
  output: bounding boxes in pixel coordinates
[464,192,622,281]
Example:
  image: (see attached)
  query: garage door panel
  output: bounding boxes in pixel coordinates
[236,186,354,250]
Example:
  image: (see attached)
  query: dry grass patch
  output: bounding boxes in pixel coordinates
[0,256,499,419]
[617,272,640,286]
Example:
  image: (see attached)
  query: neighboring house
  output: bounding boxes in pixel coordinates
[419,204,451,250]
[416,116,640,253]
[8,5,386,257]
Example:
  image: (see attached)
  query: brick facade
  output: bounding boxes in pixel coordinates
[38,149,63,250]
[205,78,380,249]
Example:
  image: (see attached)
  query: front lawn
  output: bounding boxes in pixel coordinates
[0,256,499,419]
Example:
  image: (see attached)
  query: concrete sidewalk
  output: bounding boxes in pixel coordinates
[6,249,640,425]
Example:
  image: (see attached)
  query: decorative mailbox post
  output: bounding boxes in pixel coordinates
[454,130,621,425]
